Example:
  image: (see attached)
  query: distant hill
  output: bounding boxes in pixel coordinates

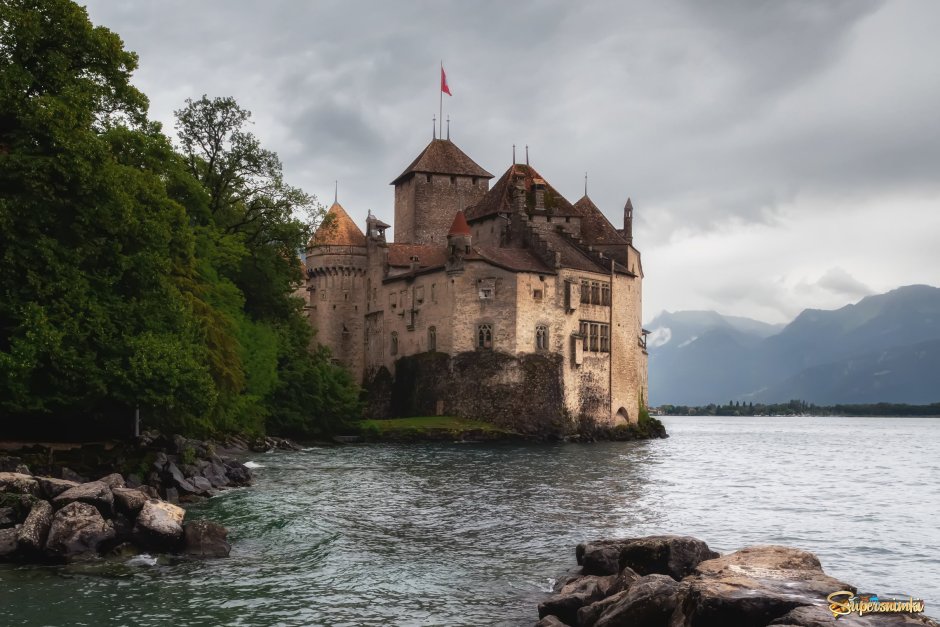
[646,285,940,405]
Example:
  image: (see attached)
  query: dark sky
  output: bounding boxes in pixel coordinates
[83,0,940,323]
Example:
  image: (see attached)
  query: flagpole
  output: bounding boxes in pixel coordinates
[439,61,443,140]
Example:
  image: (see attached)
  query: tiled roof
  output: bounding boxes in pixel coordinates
[310,202,366,247]
[467,245,553,273]
[387,244,448,268]
[573,195,629,246]
[464,163,579,221]
[533,228,610,274]
[390,139,493,185]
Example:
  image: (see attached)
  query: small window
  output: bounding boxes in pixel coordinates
[477,324,492,349]
[580,321,589,351]
[533,289,543,301]
[390,332,399,356]
[416,286,425,304]
[536,325,548,351]
[320,290,326,301]
[600,325,610,352]
[472,177,478,185]
[389,292,396,309]
[601,283,611,306]
[450,175,456,185]
[428,326,437,352]
[431,283,436,303]
[581,280,590,304]
[426,174,432,183]
[591,282,600,304]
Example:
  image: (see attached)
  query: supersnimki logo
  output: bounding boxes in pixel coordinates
[827,591,926,618]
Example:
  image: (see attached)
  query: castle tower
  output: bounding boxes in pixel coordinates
[390,138,493,245]
[306,201,368,378]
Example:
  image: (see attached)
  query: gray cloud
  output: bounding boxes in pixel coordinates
[81,0,940,322]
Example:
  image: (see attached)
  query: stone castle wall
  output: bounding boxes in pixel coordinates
[394,174,488,246]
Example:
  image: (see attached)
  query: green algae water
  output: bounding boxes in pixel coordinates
[1,416,937,626]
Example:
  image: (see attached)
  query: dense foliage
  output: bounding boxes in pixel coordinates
[0,0,360,439]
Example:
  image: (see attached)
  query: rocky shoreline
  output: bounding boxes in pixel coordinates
[537,535,937,626]
[0,431,296,563]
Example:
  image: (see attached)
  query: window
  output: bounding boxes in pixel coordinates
[579,321,611,353]
[477,324,492,349]
[431,283,436,303]
[536,325,548,350]
[533,289,543,301]
[590,323,599,351]
[591,282,600,304]
[416,286,425,304]
[426,174,432,183]
[450,175,456,185]
[478,277,496,300]
[389,292,396,309]
[428,326,437,351]
[601,283,611,306]
[600,325,609,352]
[581,280,590,304]
[390,332,398,356]
[580,321,589,351]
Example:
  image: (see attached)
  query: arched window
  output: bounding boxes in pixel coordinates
[428,326,437,352]
[390,332,398,356]
[536,325,548,350]
[477,324,492,349]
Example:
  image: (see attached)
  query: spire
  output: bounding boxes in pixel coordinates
[624,197,634,246]
[334,180,338,204]
[584,172,588,197]
[432,114,436,140]
[446,115,450,140]
[525,145,529,166]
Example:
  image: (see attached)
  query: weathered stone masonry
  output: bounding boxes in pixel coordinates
[305,133,648,430]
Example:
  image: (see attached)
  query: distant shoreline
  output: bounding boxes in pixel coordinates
[652,401,940,418]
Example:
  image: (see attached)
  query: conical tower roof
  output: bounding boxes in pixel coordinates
[391,139,492,185]
[310,202,367,247]
[448,210,471,236]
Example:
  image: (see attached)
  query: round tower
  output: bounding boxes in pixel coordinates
[306,201,368,380]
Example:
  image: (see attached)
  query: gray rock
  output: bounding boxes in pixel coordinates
[45,501,115,556]
[165,461,197,493]
[0,527,18,558]
[14,464,31,475]
[618,535,720,580]
[164,487,179,504]
[183,520,230,558]
[125,473,143,489]
[52,481,114,517]
[577,540,626,576]
[0,507,15,529]
[594,574,680,627]
[60,467,87,483]
[0,472,40,496]
[97,473,125,490]
[670,545,856,627]
[112,487,148,517]
[538,578,605,626]
[37,477,80,500]
[15,500,53,552]
[534,616,568,627]
[135,499,184,550]
[578,590,631,627]
[189,476,213,494]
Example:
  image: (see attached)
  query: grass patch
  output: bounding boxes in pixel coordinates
[353,416,516,441]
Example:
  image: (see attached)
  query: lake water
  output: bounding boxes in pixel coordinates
[1,416,937,626]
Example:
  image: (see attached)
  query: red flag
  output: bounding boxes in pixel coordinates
[441,65,452,96]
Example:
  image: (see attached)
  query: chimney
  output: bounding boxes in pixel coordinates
[533,178,546,211]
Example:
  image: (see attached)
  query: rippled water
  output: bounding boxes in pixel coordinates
[1,416,937,626]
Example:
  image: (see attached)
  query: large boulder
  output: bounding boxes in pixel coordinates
[0,507,15,529]
[577,535,718,579]
[183,520,231,558]
[45,501,115,556]
[135,499,185,550]
[618,535,719,580]
[0,472,40,496]
[60,467,87,483]
[670,545,856,627]
[593,574,681,627]
[97,473,125,490]
[52,481,114,517]
[534,616,568,627]
[538,577,607,625]
[15,499,53,552]
[37,477,80,500]
[164,461,198,494]
[0,527,18,559]
[112,487,148,517]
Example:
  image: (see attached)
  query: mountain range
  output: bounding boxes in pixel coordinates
[645,284,940,406]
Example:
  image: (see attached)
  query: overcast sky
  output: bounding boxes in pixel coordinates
[83,0,940,324]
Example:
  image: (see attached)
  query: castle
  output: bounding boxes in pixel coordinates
[304,132,648,432]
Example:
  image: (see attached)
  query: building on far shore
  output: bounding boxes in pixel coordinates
[304,131,648,433]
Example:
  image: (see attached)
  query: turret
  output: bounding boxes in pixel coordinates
[623,197,634,246]
[445,210,471,273]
